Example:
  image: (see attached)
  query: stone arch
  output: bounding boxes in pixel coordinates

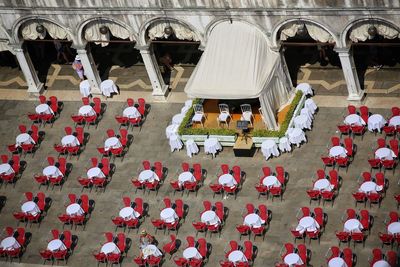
[271,18,339,48]
[77,16,137,46]
[138,17,204,47]
[11,15,74,43]
[341,17,400,46]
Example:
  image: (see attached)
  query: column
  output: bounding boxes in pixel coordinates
[75,47,102,94]
[11,44,44,94]
[138,46,169,100]
[335,47,364,101]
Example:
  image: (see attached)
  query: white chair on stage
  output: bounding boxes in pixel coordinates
[240,104,254,126]
[217,104,232,127]
[192,104,206,128]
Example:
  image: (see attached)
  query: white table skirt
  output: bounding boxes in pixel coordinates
[344,114,366,126]
[160,208,178,223]
[375,148,395,160]
[87,167,105,179]
[218,174,236,187]
[36,104,54,115]
[262,175,280,188]
[104,137,122,151]
[0,163,14,175]
[21,201,40,215]
[178,172,195,185]
[301,107,314,122]
[344,219,363,233]
[16,133,35,146]
[284,253,303,265]
[142,244,162,259]
[288,128,307,147]
[119,207,139,220]
[0,237,20,250]
[329,257,347,267]
[388,116,400,127]
[294,115,311,130]
[61,135,80,147]
[166,124,179,139]
[305,98,317,114]
[204,138,222,157]
[79,80,91,97]
[228,250,247,263]
[169,134,183,152]
[100,80,118,97]
[123,107,141,119]
[296,216,320,233]
[329,146,348,158]
[279,137,291,152]
[172,113,185,125]
[66,203,84,216]
[78,105,96,116]
[201,210,220,225]
[186,139,199,158]
[314,179,333,191]
[138,170,159,182]
[359,181,380,193]
[387,222,400,234]
[47,239,67,251]
[244,213,263,227]
[183,247,202,259]
[372,260,390,267]
[43,166,63,178]
[261,140,280,159]
[296,83,313,95]
[101,242,120,255]
[184,100,193,108]
[368,114,386,132]
[181,105,191,114]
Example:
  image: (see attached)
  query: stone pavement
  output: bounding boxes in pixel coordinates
[0,98,398,267]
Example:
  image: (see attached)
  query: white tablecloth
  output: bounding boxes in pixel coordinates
[218,174,236,187]
[181,105,191,114]
[262,175,280,188]
[21,201,40,215]
[314,179,333,191]
[368,114,386,132]
[284,253,303,265]
[359,181,380,193]
[79,80,91,97]
[138,170,159,182]
[329,146,348,158]
[119,207,139,220]
[288,128,307,147]
[186,139,199,158]
[387,222,400,234]
[169,134,183,152]
[244,213,264,227]
[172,113,185,125]
[160,208,178,223]
[87,167,105,179]
[0,237,20,250]
[43,166,63,178]
[166,124,179,139]
[389,116,400,127]
[47,239,67,251]
[178,172,195,185]
[123,107,141,119]
[16,133,35,146]
[344,114,366,126]
[184,100,193,107]
[0,163,14,175]
[296,83,313,95]
[100,79,118,97]
[305,98,317,114]
[228,250,247,263]
[61,135,80,147]
[329,257,347,267]
[296,216,320,233]
[204,138,222,157]
[344,219,363,233]
[104,137,122,151]
[101,242,120,255]
[36,104,54,115]
[373,260,390,267]
[375,148,395,160]
[261,140,280,159]
[66,203,84,216]
[201,210,220,225]
[183,247,202,259]
[279,137,291,152]
[142,244,162,259]
[78,105,96,116]
[301,107,314,122]
[294,115,312,130]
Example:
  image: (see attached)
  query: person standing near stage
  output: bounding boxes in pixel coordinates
[72,55,85,81]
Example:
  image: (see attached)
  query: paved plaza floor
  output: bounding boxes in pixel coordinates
[0,97,398,266]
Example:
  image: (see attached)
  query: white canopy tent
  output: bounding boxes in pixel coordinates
[185,21,293,130]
